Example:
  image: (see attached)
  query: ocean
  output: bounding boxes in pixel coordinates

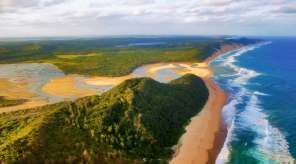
[212,37,296,163]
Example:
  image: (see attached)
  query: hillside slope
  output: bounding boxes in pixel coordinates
[0,74,208,163]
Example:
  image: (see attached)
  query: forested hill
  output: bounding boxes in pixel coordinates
[0,74,208,163]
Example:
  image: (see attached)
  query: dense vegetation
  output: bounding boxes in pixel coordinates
[0,37,259,76]
[0,74,208,163]
[0,96,26,108]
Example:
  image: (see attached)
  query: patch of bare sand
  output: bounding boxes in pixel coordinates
[42,75,99,97]
[146,62,212,78]
[0,78,35,99]
[145,63,176,76]
[84,74,134,86]
[174,63,212,78]
[163,76,173,81]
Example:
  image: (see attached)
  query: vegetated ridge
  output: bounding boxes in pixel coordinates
[0,74,208,163]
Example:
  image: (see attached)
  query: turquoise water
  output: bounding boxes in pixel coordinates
[212,38,296,163]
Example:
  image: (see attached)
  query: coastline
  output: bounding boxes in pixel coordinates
[170,78,227,164]
[0,44,243,163]
[170,45,244,164]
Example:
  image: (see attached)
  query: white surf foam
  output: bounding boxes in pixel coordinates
[215,45,262,163]
[241,94,294,163]
[213,42,294,163]
[254,91,269,96]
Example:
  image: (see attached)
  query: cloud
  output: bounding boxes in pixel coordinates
[273,3,296,14]
[0,0,295,37]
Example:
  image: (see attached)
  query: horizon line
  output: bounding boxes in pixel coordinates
[0,34,295,40]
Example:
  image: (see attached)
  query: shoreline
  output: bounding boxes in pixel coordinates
[170,45,244,164]
[0,44,244,163]
[170,78,227,164]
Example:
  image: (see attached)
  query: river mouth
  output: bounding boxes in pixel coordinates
[0,62,212,112]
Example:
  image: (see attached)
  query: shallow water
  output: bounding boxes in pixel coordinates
[0,63,64,102]
[0,62,199,106]
[132,63,192,83]
[212,38,296,163]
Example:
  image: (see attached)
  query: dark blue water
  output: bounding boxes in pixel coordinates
[212,38,296,163]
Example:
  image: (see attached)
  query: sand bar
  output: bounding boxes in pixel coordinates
[42,75,99,97]
[0,78,36,99]
[84,74,134,86]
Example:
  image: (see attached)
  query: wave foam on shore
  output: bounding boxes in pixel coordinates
[212,43,294,163]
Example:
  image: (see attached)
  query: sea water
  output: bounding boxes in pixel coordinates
[212,37,296,163]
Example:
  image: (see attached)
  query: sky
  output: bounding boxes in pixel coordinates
[0,0,295,37]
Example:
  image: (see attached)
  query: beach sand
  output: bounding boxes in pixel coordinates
[170,78,227,164]
[170,45,244,164]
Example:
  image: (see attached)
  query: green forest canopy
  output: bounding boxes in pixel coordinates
[0,74,208,163]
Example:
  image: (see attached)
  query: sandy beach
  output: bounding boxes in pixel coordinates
[170,78,227,164]
[170,45,244,164]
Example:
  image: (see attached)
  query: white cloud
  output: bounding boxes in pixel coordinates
[0,0,295,37]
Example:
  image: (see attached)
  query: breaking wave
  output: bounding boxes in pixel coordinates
[212,43,294,163]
